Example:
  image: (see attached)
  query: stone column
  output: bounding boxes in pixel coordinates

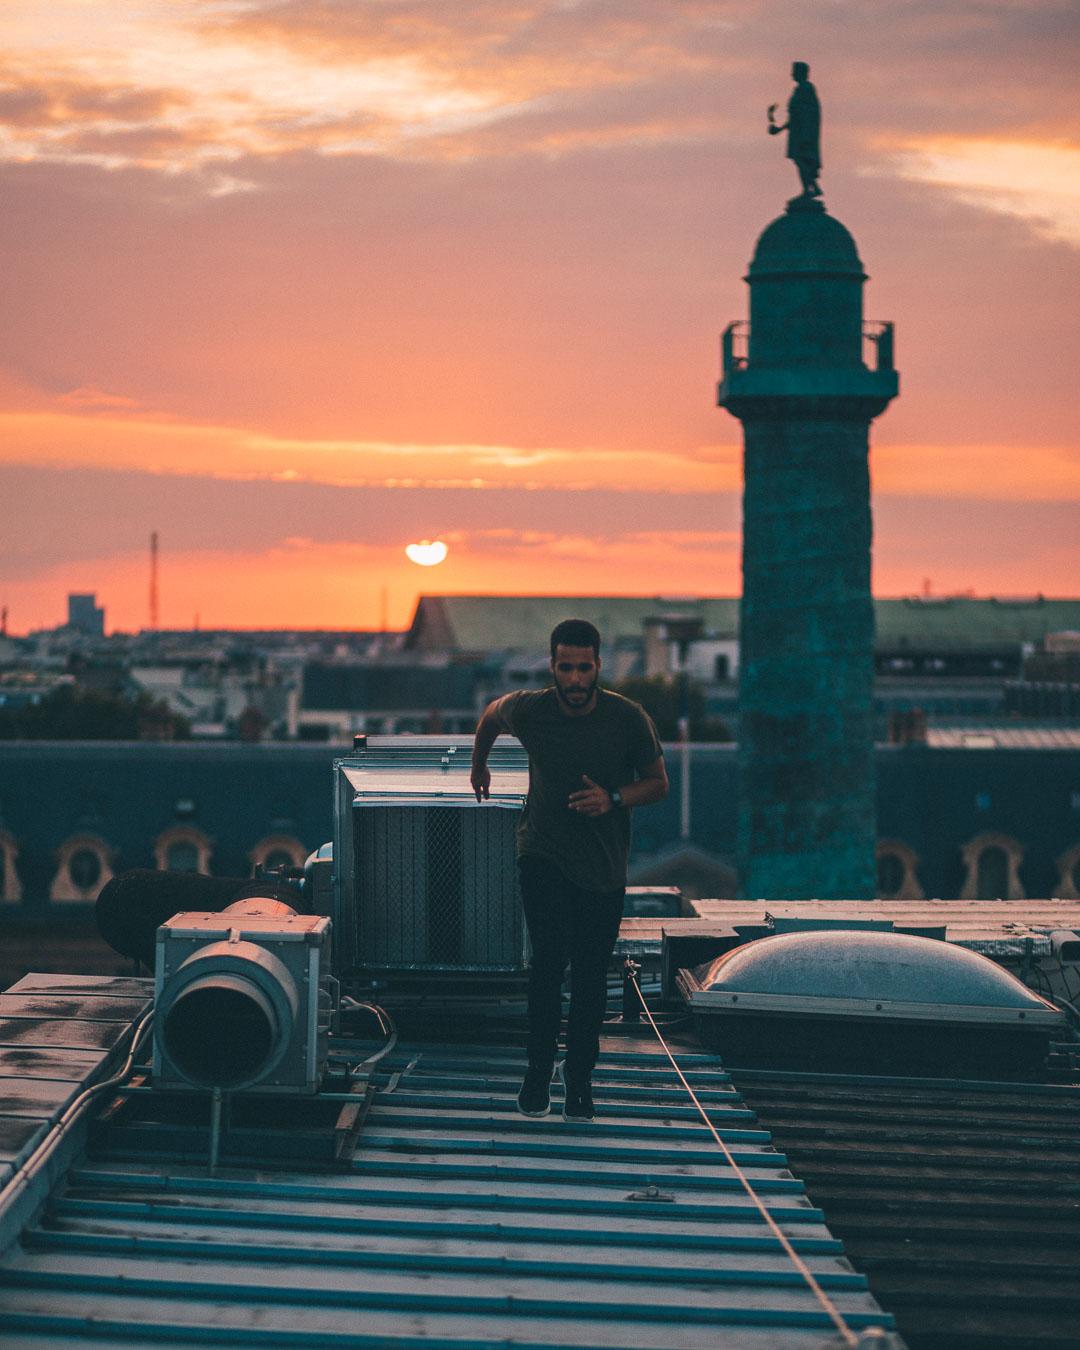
[719,200,898,899]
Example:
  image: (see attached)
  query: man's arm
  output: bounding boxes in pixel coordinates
[569,757,669,817]
[470,698,505,800]
[623,756,669,807]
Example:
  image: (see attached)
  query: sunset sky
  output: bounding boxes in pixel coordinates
[1,0,1078,632]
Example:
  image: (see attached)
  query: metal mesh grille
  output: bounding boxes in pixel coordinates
[353,805,525,971]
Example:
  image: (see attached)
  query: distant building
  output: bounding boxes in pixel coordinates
[1004,631,1080,720]
[128,664,252,737]
[0,742,330,910]
[406,596,742,655]
[291,661,489,739]
[406,594,1080,665]
[0,671,74,714]
[67,594,105,639]
[404,594,1080,747]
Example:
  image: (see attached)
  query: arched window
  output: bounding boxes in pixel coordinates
[165,840,200,873]
[0,830,21,905]
[874,839,924,900]
[877,852,904,897]
[51,833,114,903]
[1053,844,1080,899]
[249,834,307,876]
[960,832,1025,900]
[70,848,102,891]
[154,826,212,876]
[975,846,1009,901]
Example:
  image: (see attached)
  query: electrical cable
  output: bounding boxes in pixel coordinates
[3,1004,156,1213]
[1050,992,1080,1028]
[1023,961,1080,1035]
[1028,965,1053,997]
[338,998,399,1074]
[1044,956,1080,1005]
[626,969,860,1350]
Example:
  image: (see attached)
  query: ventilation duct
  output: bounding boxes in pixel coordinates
[1049,929,1080,963]
[153,897,332,1093]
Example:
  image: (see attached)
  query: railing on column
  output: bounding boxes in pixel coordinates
[721,319,894,375]
[720,321,749,377]
[863,320,895,372]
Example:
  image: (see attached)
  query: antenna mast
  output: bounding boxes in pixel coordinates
[149,531,159,631]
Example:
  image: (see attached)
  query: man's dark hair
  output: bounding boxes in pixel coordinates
[550,618,601,660]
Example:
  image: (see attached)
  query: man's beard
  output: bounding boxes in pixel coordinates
[556,677,599,709]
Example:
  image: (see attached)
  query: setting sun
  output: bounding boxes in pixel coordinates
[405,541,449,567]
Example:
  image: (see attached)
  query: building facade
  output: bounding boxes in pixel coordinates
[2,740,1078,912]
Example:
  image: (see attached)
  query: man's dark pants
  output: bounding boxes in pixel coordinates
[518,855,625,1086]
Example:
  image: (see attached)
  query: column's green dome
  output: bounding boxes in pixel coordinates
[749,205,866,279]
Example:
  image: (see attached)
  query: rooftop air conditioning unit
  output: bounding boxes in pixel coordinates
[332,736,529,977]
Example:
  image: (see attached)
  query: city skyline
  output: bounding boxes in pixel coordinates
[2,1,1078,632]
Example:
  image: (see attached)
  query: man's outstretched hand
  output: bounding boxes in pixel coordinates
[569,774,611,817]
[471,764,491,801]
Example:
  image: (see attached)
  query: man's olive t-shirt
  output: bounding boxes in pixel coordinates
[495,687,663,892]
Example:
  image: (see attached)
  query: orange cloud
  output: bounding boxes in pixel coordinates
[0,408,742,494]
[55,386,142,413]
[0,1,738,178]
[3,406,1078,503]
[0,76,188,129]
[3,0,1078,186]
[210,0,725,102]
[882,136,1080,247]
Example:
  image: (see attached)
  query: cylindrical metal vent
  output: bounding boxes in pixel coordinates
[154,901,301,1091]
[161,971,279,1089]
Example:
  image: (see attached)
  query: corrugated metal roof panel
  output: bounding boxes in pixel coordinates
[0,982,898,1347]
[733,1069,1080,1349]
[0,974,153,1247]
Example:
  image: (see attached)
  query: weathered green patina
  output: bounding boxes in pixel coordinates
[720,200,898,899]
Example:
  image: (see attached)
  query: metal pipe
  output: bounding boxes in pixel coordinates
[219,897,298,920]
[209,1087,224,1173]
[162,970,280,1089]
[0,1006,155,1249]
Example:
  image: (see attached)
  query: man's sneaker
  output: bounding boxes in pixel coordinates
[516,1066,552,1118]
[558,1062,595,1121]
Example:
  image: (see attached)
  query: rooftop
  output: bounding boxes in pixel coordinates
[2,884,1080,1349]
[0,974,896,1348]
[406,596,1080,655]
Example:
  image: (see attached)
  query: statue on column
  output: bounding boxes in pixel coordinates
[768,62,822,202]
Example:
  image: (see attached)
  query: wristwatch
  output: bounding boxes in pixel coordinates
[609,788,624,809]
